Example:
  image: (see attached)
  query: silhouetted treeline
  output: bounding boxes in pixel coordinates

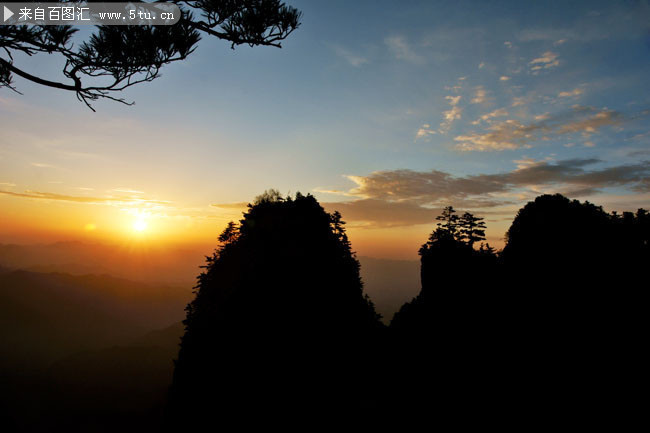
[5,192,644,430]
[168,192,648,427]
[167,191,384,428]
[387,194,648,426]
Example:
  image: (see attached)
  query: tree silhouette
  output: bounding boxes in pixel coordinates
[0,1,301,110]
[167,191,383,428]
[495,194,648,424]
[435,205,461,240]
[458,211,486,247]
[393,208,495,328]
[387,207,499,419]
[387,196,650,422]
[501,193,611,266]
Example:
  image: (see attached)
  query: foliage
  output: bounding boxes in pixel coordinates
[425,206,488,248]
[389,194,649,421]
[459,211,486,246]
[0,1,302,110]
[168,191,383,426]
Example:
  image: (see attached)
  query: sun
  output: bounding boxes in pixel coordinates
[127,209,152,235]
[133,219,148,232]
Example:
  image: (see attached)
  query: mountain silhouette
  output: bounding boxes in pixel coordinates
[388,194,648,426]
[2,193,647,430]
[167,191,384,427]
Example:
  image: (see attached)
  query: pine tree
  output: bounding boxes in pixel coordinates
[435,206,461,240]
[459,212,486,247]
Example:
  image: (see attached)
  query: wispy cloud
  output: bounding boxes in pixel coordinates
[322,159,650,227]
[455,120,530,151]
[111,188,145,195]
[556,107,621,137]
[511,95,532,107]
[454,106,625,151]
[529,51,560,72]
[31,162,56,168]
[385,35,425,64]
[471,108,509,125]
[0,190,170,206]
[471,86,487,104]
[323,199,443,228]
[438,95,462,133]
[331,45,368,67]
[415,123,437,140]
[558,87,584,98]
[628,149,650,157]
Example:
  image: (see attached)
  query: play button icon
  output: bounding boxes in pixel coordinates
[4,5,14,22]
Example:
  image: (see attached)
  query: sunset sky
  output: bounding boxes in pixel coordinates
[1,0,650,259]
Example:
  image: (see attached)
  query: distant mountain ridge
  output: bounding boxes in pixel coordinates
[0,241,208,285]
[0,241,421,323]
[0,269,191,371]
[357,256,420,322]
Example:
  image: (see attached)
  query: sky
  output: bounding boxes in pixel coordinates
[1,0,650,259]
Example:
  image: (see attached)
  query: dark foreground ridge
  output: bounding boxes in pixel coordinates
[167,191,384,427]
[168,192,648,428]
[388,194,648,426]
[1,192,647,430]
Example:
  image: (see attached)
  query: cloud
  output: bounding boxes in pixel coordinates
[556,108,621,137]
[628,150,650,157]
[111,188,145,194]
[211,202,249,210]
[323,159,650,227]
[345,169,506,203]
[438,96,462,133]
[454,106,625,151]
[455,119,537,151]
[385,36,424,64]
[627,132,650,143]
[332,45,368,67]
[323,199,442,228]
[349,159,650,204]
[415,124,437,140]
[515,5,650,45]
[0,190,169,206]
[558,88,584,98]
[471,108,508,125]
[518,28,575,43]
[471,86,487,104]
[529,51,560,72]
[512,96,528,107]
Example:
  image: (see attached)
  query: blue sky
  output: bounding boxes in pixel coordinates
[1,0,650,256]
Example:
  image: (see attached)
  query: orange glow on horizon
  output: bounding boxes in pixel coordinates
[0,192,509,261]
